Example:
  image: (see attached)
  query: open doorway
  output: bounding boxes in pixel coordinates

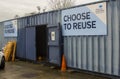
[36,25,47,61]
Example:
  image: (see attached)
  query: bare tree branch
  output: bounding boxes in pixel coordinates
[48,0,75,10]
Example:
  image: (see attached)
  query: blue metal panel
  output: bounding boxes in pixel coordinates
[63,0,120,76]
[26,27,36,61]
[17,19,26,59]
[48,25,62,65]
[49,47,60,64]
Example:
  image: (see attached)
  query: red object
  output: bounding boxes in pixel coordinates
[61,55,67,72]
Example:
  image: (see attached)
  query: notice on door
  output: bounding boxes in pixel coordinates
[62,2,107,36]
[51,31,55,41]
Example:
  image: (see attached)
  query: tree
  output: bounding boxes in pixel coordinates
[14,15,19,18]
[48,0,75,10]
[37,6,41,13]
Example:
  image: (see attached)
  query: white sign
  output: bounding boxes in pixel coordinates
[51,31,55,41]
[62,2,107,36]
[4,20,17,37]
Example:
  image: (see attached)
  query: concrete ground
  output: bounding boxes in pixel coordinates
[0,60,112,79]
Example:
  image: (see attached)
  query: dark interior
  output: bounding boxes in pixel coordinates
[36,25,47,61]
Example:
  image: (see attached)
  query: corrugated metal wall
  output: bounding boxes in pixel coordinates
[0,0,119,76]
[17,11,61,59]
[17,18,26,59]
[64,0,120,76]
[0,20,17,49]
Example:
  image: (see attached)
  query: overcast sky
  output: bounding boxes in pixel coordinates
[0,0,100,21]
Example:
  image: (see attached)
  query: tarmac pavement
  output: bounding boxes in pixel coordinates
[0,60,112,79]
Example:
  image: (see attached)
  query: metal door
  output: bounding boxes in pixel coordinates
[48,24,62,65]
[26,27,36,61]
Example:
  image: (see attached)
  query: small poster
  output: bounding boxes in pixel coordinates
[51,31,55,41]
